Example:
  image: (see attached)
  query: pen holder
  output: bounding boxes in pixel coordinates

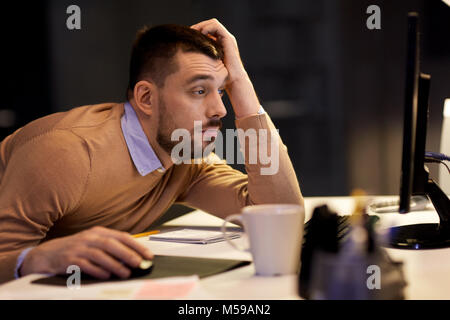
[307,247,407,300]
[298,205,407,300]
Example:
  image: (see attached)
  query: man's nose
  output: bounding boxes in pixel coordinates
[206,92,227,119]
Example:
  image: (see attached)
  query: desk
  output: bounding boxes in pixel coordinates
[0,197,449,300]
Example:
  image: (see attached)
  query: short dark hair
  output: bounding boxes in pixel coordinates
[127,24,224,100]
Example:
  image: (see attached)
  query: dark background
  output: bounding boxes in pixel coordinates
[1,0,449,222]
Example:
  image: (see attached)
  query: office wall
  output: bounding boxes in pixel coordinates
[1,0,449,205]
[340,0,450,194]
[0,3,52,141]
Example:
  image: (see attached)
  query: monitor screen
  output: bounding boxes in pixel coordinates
[399,12,420,214]
[390,12,450,249]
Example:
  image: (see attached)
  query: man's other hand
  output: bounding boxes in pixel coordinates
[191,18,260,119]
[191,18,247,85]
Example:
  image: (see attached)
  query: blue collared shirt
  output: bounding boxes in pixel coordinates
[120,102,165,176]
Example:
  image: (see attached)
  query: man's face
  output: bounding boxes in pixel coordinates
[155,50,228,158]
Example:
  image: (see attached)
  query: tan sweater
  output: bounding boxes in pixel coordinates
[0,102,302,283]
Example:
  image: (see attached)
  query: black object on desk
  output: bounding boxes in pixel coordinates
[298,205,406,300]
[299,205,344,299]
[77,259,154,280]
[32,255,251,286]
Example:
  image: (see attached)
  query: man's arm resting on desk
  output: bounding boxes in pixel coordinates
[1,227,154,283]
[0,131,153,283]
[18,226,154,280]
[0,130,91,283]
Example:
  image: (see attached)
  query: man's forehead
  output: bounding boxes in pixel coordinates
[174,51,228,82]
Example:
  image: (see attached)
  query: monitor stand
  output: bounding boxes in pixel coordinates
[388,179,450,249]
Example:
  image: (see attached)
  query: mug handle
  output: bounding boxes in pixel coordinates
[221,214,249,252]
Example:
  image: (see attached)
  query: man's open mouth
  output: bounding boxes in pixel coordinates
[202,127,219,139]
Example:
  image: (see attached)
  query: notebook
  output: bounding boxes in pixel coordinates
[149,228,241,244]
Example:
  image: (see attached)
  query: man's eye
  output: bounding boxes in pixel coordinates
[193,89,205,95]
[218,89,225,96]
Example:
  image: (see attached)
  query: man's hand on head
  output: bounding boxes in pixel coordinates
[19,226,154,280]
[191,18,247,84]
[191,19,260,119]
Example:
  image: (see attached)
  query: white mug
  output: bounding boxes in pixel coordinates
[221,204,305,276]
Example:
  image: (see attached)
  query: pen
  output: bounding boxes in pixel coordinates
[132,230,160,238]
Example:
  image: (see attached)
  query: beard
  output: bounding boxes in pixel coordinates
[156,96,222,159]
[156,98,178,155]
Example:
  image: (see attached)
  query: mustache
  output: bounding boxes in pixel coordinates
[191,118,223,131]
[204,118,222,130]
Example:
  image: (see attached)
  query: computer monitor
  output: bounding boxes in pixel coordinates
[390,12,450,249]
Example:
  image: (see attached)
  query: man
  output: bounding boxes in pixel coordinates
[0,19,303,283]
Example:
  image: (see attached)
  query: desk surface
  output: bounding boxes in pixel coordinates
[0,196,449,300]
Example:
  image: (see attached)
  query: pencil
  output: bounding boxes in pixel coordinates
[132,230,160,238]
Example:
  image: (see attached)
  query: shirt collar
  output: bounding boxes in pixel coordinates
[121,102,164,176]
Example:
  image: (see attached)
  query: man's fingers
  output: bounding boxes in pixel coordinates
[81,247,131,279]
[93,227,154,261]
[191,19,230,39]
[74,226,154,279]
[106,238,142,268]
[191,18,244,84]
[75,258,111,280]
[115,232,154,261]
[190,19,211,30]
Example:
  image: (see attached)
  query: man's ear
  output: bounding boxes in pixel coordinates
[133,80,157,116]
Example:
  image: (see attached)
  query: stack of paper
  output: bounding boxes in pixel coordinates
[149,228,241,244]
